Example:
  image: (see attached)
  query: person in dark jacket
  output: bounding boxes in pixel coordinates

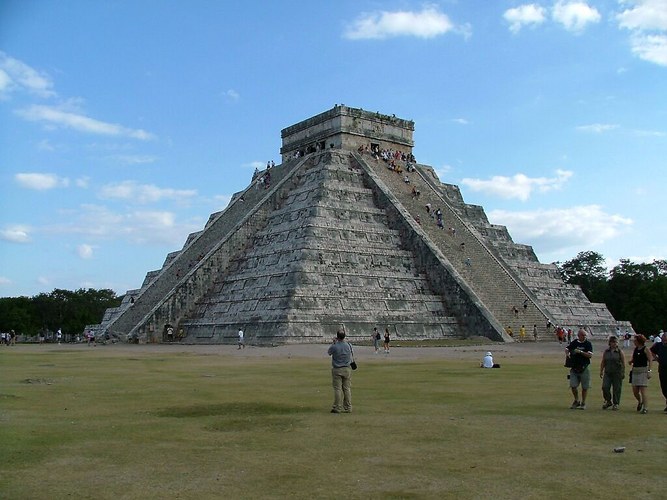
[650,332,667,413]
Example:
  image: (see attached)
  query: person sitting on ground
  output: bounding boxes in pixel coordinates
[481,352,500,368]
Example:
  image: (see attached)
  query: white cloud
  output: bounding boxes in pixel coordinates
[451,118,469,125]
[0,51,55,98]
[503,4,547,33]
[617,0,667,31]
[245,161,266,171]
[503,2,601,33]
[553,1,601,32]
[77,243,95,259]
[627,33,667,65]
[15,104,155,140]
[214,194,233,210]
[576,123,620,133]
[98,181,197,204]
[130,210,175,227]
[488,205,633,255]
[0,69,12,95]
[460,169,573,201]
[343,6,462,40]
[1,225,32,243]
[37,276,51,286]
[44,204,200,247]
[552,1,602,31]
[617,0,667,66]
[0,276,12,286]
[225,89,240,100]
[434,164,453,179]
[633,128,667,137]
[15,172,70,190]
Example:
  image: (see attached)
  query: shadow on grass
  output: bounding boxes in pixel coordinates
[207,416,299,432]
[0,393,21,399]
[155,402,319,433]
[155,402,318,418]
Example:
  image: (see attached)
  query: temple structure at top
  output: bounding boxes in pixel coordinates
[89,105,630,344]
[280,105,414,161]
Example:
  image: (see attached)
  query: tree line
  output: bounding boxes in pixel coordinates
[0,288,121,340]
[556,251,667,336]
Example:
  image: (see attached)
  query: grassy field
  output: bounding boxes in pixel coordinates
[0,344,664,499]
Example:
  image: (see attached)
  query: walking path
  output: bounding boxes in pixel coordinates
[20,337,615,364]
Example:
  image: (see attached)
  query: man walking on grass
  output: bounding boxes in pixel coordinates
[566,328,593,409]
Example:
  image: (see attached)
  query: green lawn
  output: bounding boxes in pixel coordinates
[0,345,664,499]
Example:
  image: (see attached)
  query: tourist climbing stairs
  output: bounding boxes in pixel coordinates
[354,151,551,340]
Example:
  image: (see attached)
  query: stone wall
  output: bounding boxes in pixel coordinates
[280,105,414,161]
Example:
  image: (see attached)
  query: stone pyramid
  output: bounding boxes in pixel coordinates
[93,106,628,344]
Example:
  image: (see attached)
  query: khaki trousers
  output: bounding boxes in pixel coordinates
[331,366,352,412]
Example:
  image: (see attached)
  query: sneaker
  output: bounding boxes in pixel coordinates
[640,407,648,414]
[602,401,612,410]
[612,404,619,411]
[578,403,587,410]
[663,406,667,413]
[330,409,340,414]
[570,400,580,409]
[637,402,643,412]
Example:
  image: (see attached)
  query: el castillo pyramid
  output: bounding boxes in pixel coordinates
[92,105,628,344]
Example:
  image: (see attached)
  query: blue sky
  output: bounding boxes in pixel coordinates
[1,0,665,298]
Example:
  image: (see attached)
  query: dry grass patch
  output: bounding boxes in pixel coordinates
[0,345,664,499]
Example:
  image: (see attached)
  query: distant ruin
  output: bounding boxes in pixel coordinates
[91,105,628,344]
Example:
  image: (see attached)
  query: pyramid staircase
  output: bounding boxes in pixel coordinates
[353,152,548,339]
[100,155,307,341]
[183,151,470,343]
